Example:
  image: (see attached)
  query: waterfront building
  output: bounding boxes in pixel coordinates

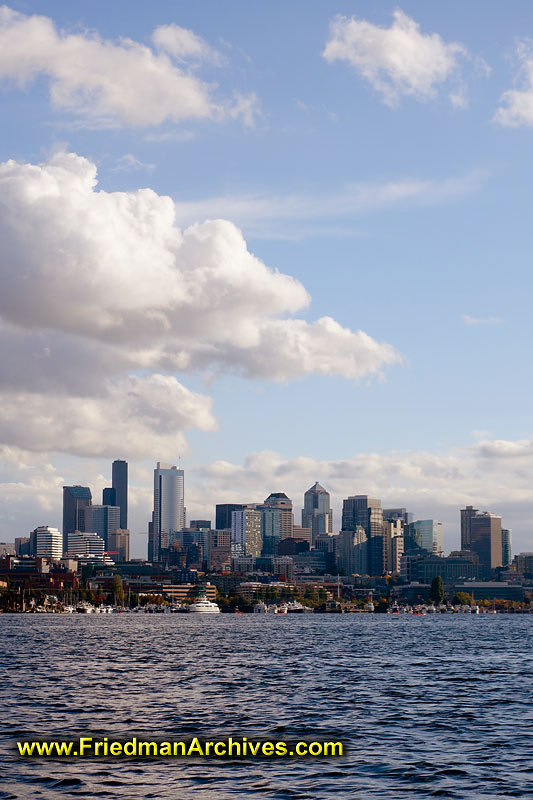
[342,495,383,575]
[400,552,481,583]
[107,529,130,562]
[112,460,128,530]
[215,503,246,531]
[231,508,262,558]
[150,462,185,561]
[84,505,120,548]
[30,526,63,560]
[62,486,92,553]
[501,529,512,568]
[66,531,105,559]
[302,482,333,545]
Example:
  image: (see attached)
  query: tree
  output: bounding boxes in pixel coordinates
[453,592,472,606]
[113,574,124,606]
[430,575,445,604]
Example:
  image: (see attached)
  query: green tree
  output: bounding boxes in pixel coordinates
[430,575,445,604]
[113,574,124,606]
[453,592,472,606]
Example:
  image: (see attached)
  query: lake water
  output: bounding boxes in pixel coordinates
[1,614,533,799]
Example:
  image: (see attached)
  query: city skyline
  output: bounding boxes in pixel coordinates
[2,2,533,557]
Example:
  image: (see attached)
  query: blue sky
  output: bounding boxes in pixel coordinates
[1,1,533,556]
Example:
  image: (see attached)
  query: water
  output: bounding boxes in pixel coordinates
[1,614,533,799]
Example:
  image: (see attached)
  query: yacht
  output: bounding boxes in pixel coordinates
[254,601,268,614]
[188,595,221,613]
[75,602,95,614]
[285,601,313,614]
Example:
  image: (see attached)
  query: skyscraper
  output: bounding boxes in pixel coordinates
[470,512,503,572]
[231,508,263,559]
[30,526,62,559]
[302,482,333,544]
[112,460,128,530]
[150,462,184,561]
[102,487,116,506]
[62,486,92,554]
[460,506,478,550]
[216,503,246,530]
[501,528,512,568]
[405,520,443,556]
[84,505,121,548]
[262,493,293,539]
[342,495,384,576]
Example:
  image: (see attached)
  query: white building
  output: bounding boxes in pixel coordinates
[31,526,63,560]
[152,462,185,552]
[66,531,105,559]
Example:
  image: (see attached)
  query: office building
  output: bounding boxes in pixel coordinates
[216,504,246,531]
[62,486,92,553]
[112,460,128,530]
[501,529,512,568]
[107,529,130,562]
[84,505,120,548]
[207,530,231,571]
[461,506,478,550]
[383,519,404,574]
[470,512,503,571]
[30,526,63,560]
[262,493,293,539]
[15,537,30,557]
[383,508,413,525]
[302,482,333,545]
[102,488,116,506]
[231,508,262,558]
[67,531,105,559]
[336,527,368,575]
[405,520,443,557]
[150,462,185,560]
[342,495,384,575]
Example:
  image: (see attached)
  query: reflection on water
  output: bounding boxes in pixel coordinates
[2,615,533,799]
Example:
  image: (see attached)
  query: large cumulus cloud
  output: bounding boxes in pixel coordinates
[0,151,400,457]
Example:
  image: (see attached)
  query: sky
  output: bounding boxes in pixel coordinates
[1,1,533,558]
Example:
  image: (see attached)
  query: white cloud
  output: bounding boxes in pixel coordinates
[462,314,503,326]
[174,171,485,239]
[323,10,472,107]
[0,6,256,127]
[113,154,155,172]
[191,439,533,553]
[495,41,533,127]
[0,151,400,456]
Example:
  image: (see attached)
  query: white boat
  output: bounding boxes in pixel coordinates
[285,601,313,614]
[76,602,95,614]
[254,601,268,614]
[365,602,375,612]
[187,595,220,613]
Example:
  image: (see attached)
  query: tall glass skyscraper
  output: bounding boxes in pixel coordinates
[84,505,121,548]
[112,460,128,530]
[302,482,333,545]
[150,462,184,561]
[342,495,383,576]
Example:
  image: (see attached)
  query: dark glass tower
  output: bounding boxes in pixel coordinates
[62,486,92,554]
[112,460,128,530]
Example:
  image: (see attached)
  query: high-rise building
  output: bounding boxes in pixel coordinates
[501,529,512,568]
[231,508,262,559]
[107,529,130,562]
[262,493,293,539]
[15,537,30,556]
[150,462,185,561]
[383,519,404,574]
[383,508,413,525]
[337,527,367,575]
[259,506,283,555]
[102,488,117,506]
[215,503,246,531]
[67,531,105,559]
[112,460,128,531]
[470,512,503,572]
[30,526,62,560]
[62,486,92,553]
[405,520,443,557]
[302,482,333,545]
[342,495,384,575]
[460,506,478,550]
[84,505,120,548]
